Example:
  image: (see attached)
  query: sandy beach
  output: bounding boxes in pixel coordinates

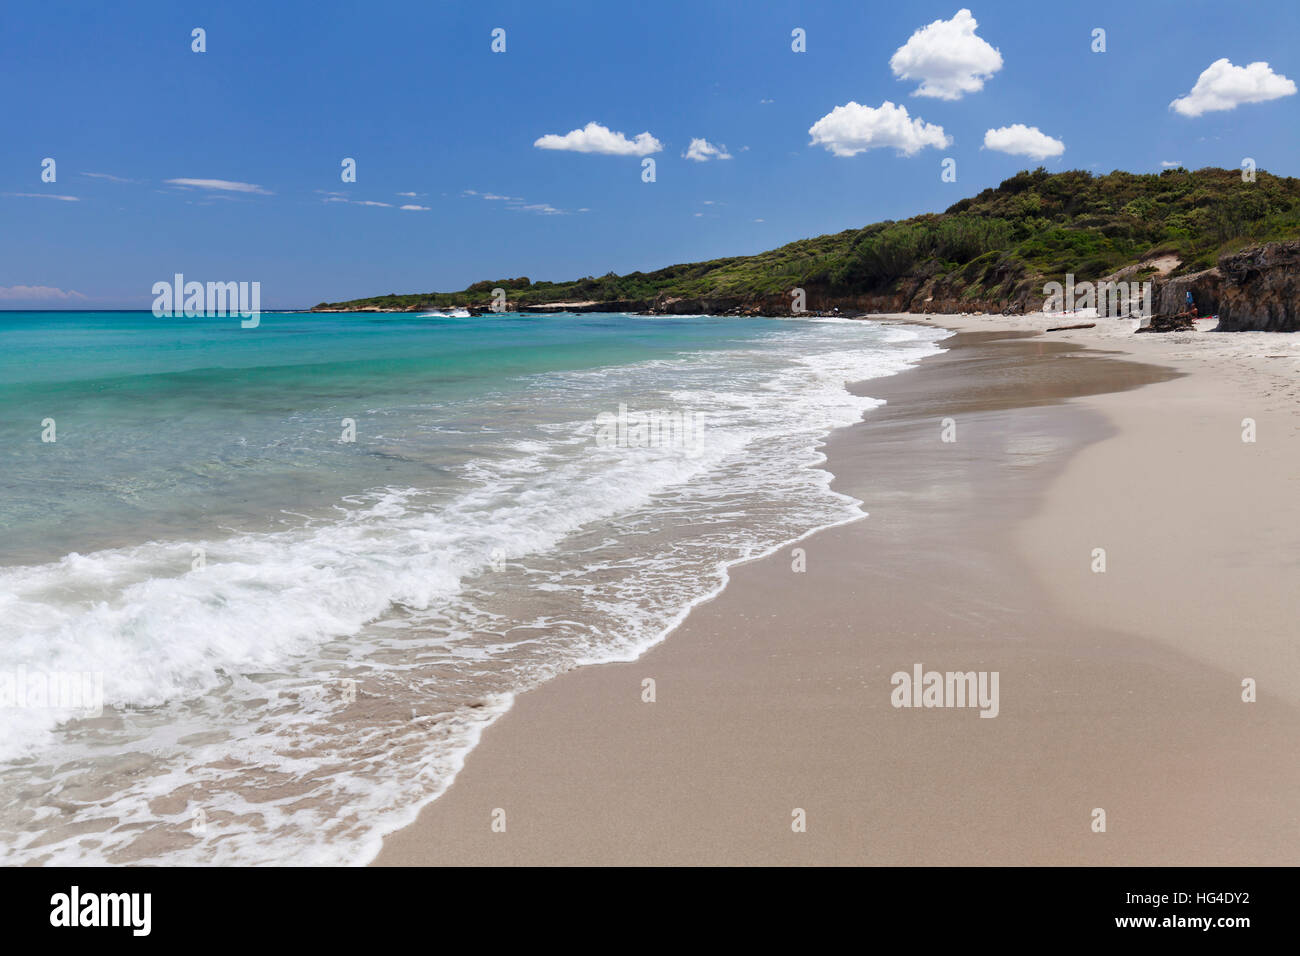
[374,314,1300,866]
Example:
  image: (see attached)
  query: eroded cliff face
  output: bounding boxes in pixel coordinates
[1156,268,1222,319]
[813,242,1300,324]
[1214,241,1300,331]
[1154,242,1300,331]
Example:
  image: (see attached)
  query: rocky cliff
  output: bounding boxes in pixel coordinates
[1213,240,1300,331]
[1153,241,1300,332]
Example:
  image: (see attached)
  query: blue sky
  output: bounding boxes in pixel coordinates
[3,0,1298,308]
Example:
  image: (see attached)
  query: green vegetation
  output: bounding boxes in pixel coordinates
[314,167,1300,311]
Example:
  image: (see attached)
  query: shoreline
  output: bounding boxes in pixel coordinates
[372,315,1299,866]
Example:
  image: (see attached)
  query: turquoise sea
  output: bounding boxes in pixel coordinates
[0,309,948,864]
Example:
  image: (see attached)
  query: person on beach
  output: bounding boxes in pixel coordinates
[1185,290,1197,317]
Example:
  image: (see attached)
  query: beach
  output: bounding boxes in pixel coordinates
[374,314,1300,866]
[8,0,1300,901]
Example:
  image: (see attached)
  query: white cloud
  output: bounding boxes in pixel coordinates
[4,192,80,201]
[463,188,571,214]
[165,178,272,195]
[396,191,421,198]
[683,138,732,161]
[753,218,765,223]
[400,204,430,211]
[0,285,87,301]
[808,101,950,157]
[890,8,1003,100]
[81,172,135,183]
[534,121,662,156]
[1170,58,1297,116]
[1161,160,1183,168]
[982,124,1065,160]
[464,190,523,201]
[321,196,401,209]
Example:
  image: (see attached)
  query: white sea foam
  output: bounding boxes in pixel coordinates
[0,319,949,865]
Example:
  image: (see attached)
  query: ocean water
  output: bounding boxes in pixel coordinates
[0,309,948,865]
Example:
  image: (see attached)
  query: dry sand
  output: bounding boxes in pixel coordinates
[373,314,1300,866]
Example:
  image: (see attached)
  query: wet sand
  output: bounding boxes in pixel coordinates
[373,323,1300,866]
